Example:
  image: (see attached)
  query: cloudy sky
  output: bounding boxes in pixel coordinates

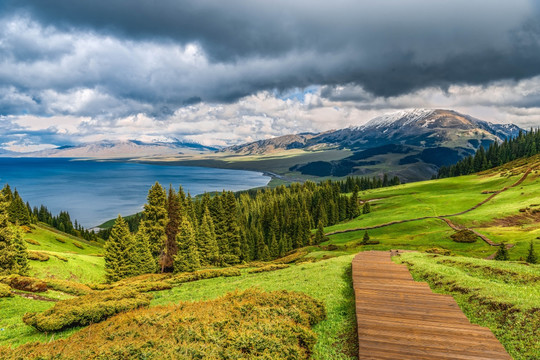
[1,0,540,150]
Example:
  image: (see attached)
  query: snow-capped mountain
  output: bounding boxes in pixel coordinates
[227,109,522,154]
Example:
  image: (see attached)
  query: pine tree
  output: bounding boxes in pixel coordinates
[8,190,31,225]
[362,202,371,214]
[349,185,360,219]
[161,186,181,272]
[132,223,157,275]
[526,241,537,264]
[141,182,169,259]
[174,218,200,273]
[494,242,509,261]
[361,231,370,245]
[197,207,219,265]
[104,215,136,282]
[261,243,271,261]
[0,193,17,275]
[313,220,326,244]
[269,233,279,258]
[12,226,29,276]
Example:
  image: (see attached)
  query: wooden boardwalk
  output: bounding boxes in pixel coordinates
[353,251,512,360]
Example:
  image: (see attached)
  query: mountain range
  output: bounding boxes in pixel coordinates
[3,140,218,158]
[222,109,522,181]
[1,109,523,182]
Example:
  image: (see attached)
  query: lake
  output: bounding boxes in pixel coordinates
[0,158,270,227]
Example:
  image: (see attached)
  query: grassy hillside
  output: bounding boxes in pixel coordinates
[23,223,104,283]
[322,155,540,260]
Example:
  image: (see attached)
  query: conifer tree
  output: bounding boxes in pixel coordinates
[132,223,157,275]
[362,202,371,214]
[12,226,29,276]
[174,218,200,273]
[104,215,136,282]
[8,190,31,225]
[269,233,279,258]
[141,182,169,258]
[361,231,370,245]
[494,242,509,261]
[197,207,219,265]
[313,220,326,244]
[0,193,17,275]
[349,185,360,219]
[161,186,181,272]
[526,241,537,264]
[261,243,271,261]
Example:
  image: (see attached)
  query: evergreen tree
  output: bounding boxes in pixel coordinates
[174,218,200,273]
[104,215,136,282]
[161,186,182,272]
[132,223,157,275]
[494,242,510,261]
[349,185,360,219]
[269,233,279,258]
[197,207,219,265]
[8,190,31,225]
[141,182,169,258]
[313,220,326,244]
[362,202,371,214]
[12,226,29,276]
[361,231,370,245]
[0,193,17,275]
[526,241,537,264]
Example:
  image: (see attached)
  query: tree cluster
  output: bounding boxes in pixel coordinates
[105,175,390,280]
[438,129,540,178]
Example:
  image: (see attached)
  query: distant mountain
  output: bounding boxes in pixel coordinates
[225,109,523,181]
[6,140,218,158]
[227,109,521,154]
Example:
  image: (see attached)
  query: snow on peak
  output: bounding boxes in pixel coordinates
[359,109,435,129]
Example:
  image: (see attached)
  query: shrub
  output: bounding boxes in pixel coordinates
[51,254,68,262]
[0,275,48,293]
[425,248,452,256]
[0,283,12,298]
[321,244,339,251]
[248,264,290,273]
[45,279,93,296]
[168,268,241,285]
[27,251,50,262]
[20,225,32,233]
[451,230,479,243]
[25,238,40,246]
[22,289,152,332]
[273,250,308,264]
[6,289,325,359]
[55,237,66,243]
[72,242,84,249]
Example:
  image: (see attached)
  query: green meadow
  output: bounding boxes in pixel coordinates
[1,154,539,358]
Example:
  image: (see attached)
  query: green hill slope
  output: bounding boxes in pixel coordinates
[23,223,104,283]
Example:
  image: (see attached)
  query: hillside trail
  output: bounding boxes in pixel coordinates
[326,167,534,237]
[352,250,511,360]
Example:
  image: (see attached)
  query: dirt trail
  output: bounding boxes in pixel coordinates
[326,167,533,237]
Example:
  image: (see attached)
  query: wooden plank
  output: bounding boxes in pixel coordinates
[352,251,512,360]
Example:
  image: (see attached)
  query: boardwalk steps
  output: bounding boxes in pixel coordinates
[353,251,512,360]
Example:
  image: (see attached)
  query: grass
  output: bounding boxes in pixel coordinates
[23,224,105,283]
[152,256,357,360]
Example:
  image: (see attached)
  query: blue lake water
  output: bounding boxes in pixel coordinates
[0,158,270,227]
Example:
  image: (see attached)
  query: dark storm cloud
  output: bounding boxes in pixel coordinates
[3,0,539,100]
